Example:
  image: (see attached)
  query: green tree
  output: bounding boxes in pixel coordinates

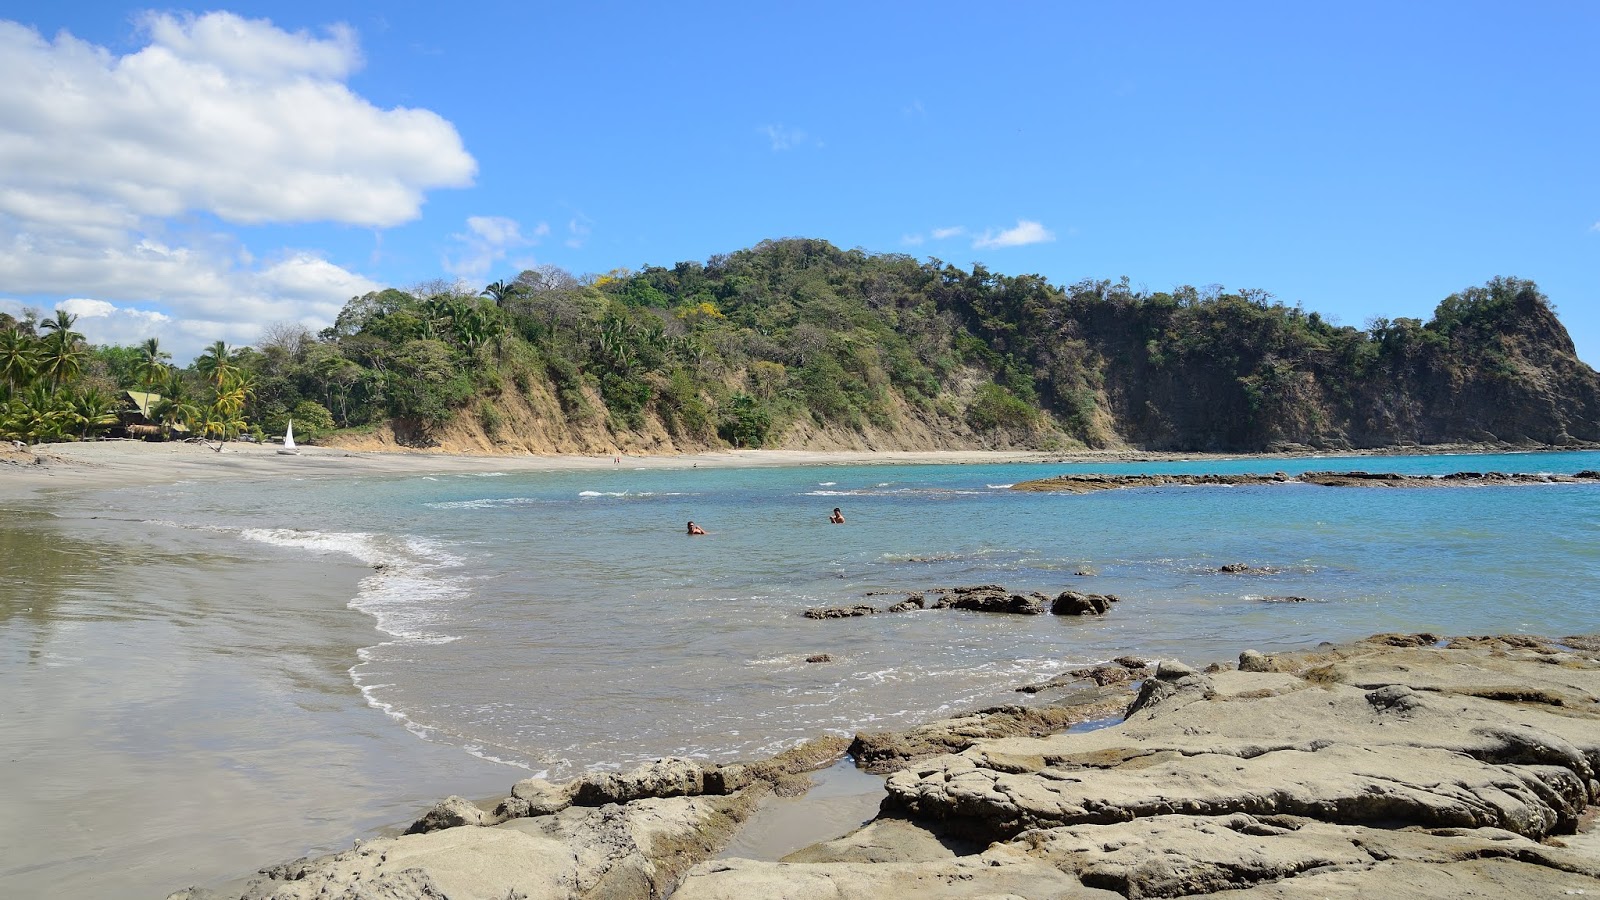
[0,329,38,389]
[135,337,172,388]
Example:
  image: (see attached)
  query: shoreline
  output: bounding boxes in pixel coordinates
[6,439,1596,897]
[173,631,1600,899]
[3,437,1594,501]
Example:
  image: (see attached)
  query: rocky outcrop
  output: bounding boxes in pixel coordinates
[850,685,1137,775]
[1012,470,1600,493]
[676,635,1600,899]
[927,585,1046,615]
[802,604,877,619]
[175,636,1600,900]
[1051,590,1119,615]
[807,584,1125,619]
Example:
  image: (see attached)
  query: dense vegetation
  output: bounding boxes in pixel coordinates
[0,309,256,444]
[4,238,1597,451]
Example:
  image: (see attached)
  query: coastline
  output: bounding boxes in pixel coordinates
[3,437,1592,502]
[172,632,1600,900]
[5,438,1597,897]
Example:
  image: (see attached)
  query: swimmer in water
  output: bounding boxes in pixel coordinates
[686,521,707,535]
[829,507,845,524]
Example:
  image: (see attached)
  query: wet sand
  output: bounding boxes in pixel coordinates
[0,507,515,898]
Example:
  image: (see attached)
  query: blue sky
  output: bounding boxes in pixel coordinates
[1,2,1596,364]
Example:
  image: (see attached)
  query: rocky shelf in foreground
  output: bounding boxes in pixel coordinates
[171,633,1600,899]
[1011,469,1600,493]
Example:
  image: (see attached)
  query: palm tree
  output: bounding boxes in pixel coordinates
[151,370,201,439]
[15,383,72,442]
[68,386,120,439]
[482,280,513,305]
[36,329,84,390]
[212,369,253,418]
[195,340,238,388]
[0,329,38,389]
[135,337,171,388]
[37,309,83,344]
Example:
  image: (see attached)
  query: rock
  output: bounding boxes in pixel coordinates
[1050,590,1118,616]
[1073,568,1096,576]
[1016,815,1600,899]
[1112,655,1148,669]
[1068,665,1141,687]
[927,585,1046,615]
[572,757,708,806]
[805,654,834,663]
[851,689,1134,775]
[885,593,926,612]
[673,849,1111,900]
[404,795,495,834]
[1239,649,1269,672]
[221,793,761,900]
[1261,595,1311,603]
[884,641,1600,850]
[1217,563,1277,575]
[1011,470,1600,493]
[704,764,754,795]
[508,777,577,816]
[803,605,878,619]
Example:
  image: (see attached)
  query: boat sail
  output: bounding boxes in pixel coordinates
[277,419,299,455]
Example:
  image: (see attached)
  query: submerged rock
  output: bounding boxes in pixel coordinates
[803,604,879,619]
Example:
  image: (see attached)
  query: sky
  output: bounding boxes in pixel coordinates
[0,2,1596,364]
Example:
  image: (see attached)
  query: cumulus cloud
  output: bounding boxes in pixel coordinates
[444,216,548,281]
[0,13,473,228]
[900,233,925,246]
[931,226,966,240]
[0,12,471,361]
[973,219,1055,249]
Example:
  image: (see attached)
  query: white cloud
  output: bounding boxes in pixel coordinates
[1591,222,1600,233]
[973,219,1055,249]
[444,216,546,281]
[759,124,811,151]
[0,13,474,228]
[565,216,592,250]
[900,233,925,246]
[931,226,966,240]
[0,12,469,361]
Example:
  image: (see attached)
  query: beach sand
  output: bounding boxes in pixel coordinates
[0,507,523,898]
[0,439,1093,503]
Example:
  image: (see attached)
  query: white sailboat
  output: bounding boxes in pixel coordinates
[277,419,299,455]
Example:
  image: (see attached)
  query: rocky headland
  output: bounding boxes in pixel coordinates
[1012,469,1600,493]
[170,632,1600,899]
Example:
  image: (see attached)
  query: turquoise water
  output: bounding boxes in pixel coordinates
[101,450,1600,779]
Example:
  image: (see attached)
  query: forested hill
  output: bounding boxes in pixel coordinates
[280,239,1600,453]
[11,238,1593,453]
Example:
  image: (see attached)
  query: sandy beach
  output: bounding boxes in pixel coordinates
[4,436,1578,502]
[0,439,1078,502]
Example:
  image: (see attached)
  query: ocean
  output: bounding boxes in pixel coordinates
[3,449,1598,896]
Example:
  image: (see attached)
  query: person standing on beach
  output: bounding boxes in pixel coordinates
[829,507,845,524]
[686,521,706,535]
